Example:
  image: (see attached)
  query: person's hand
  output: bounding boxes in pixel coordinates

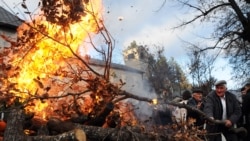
[225,120,232,127]
[197,102,202,109]
[207,117,214,125]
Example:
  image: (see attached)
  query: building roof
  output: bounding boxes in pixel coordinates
[0,6,22,29]
[89,58,145,74]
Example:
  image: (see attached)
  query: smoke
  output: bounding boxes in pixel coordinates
[120,74,158,125]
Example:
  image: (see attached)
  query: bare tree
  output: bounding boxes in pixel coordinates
[187,44,216,95]
[171,0,250,83]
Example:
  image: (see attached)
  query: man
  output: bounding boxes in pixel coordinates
[187,89,205,127]
[236,86,246,139]
[203,80,242,141]
[172,90,192,122]
[241,83,250,141]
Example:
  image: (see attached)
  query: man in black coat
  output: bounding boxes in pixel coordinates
[187,89,205,127]
[241,83,250,141]
[203,80,242,141]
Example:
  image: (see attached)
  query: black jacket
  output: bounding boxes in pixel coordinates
[242,89,250,124]
[186,97,205,126]
[203,91,242,132]
[242,89,250,114]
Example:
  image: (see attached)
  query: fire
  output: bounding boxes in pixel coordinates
[7,0,103,119]
[152,98,158,105]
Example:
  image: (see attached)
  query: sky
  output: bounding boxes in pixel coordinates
[0,0,236,89]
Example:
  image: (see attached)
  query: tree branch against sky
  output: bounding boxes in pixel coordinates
[172,0,250,85]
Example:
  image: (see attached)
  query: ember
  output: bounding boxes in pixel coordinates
[152,98,158,105]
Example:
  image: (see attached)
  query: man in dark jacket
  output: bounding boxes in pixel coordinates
[187,89,205,127]
[203,80,242,141]
[241,83,250,141]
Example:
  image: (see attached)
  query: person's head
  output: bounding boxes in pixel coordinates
[244,83,250,92]
[192,89,203,102]
[182,90,192,100]
[241,87,246,95]
[214,80,227,97]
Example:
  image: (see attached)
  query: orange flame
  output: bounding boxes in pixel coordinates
[8,0,103,119]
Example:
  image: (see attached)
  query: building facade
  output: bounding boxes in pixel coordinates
[0,6,21,48]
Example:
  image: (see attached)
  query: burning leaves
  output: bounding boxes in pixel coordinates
[0,0,104,121]
[41,0,87,26]
[1,0,137,127]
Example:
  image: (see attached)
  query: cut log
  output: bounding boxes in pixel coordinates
[25,128,86,141]
[75,125,169,141]
[47,117,75,135]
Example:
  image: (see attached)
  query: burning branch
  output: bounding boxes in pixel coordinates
[113,90,153,104]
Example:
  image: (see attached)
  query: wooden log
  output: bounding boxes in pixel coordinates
[47,117,75,135]
[25,128,86,141]
[3,108,170,141]
[75,125,168,141]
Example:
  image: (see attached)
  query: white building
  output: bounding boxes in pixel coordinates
[0,6,21,48]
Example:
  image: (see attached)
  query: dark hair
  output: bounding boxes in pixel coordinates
[182,90,192,100]
[241,87,245,92]
[245,83,250,87]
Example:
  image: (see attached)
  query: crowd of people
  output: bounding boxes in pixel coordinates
[172,80,250,141]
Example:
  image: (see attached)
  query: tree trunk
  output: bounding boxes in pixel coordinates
[4,108,25,141]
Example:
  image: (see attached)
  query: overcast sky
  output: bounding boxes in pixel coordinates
[0,0,201,62]
[0,0,236,88]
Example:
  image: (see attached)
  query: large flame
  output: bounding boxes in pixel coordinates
[8,0,103,119]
